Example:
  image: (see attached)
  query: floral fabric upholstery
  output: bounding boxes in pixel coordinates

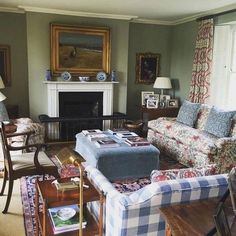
[148,105,236,174]
[10,118,45,152]
[150,165,216,183]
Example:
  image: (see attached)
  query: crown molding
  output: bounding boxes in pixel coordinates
[0,7,24,14]
[1,3,236,25]
[131,18,175,26]
[18,5,138,20]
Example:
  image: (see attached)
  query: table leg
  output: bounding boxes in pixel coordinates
[35,180,39,236]
[165,223,172,236]
[99,192,104,236]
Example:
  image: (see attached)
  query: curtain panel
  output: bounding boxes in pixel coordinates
[189,19,214,103]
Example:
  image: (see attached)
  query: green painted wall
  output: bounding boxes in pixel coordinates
[5,11,234,121]
[127,23,172,120]
[26,12,129,120]
[0,12,29,117]
[170,21,198,103]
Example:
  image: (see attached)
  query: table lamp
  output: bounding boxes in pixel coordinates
[0,92,9,123]
[153,77,172,95]
[55,147,85,236]
[0,76,5,89]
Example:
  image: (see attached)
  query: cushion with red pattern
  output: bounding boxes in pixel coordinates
[151,165,216,183]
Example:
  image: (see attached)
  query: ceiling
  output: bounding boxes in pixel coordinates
[0,0,236,25]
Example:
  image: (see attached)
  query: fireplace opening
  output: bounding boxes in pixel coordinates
[59,92,103,139]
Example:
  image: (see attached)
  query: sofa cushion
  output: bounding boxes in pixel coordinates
[230,115,236,137]
[148,118,218,155]
[151,165,216,183]
[204,107,236,138]
[176,100,201,127]
[195,104,211,130]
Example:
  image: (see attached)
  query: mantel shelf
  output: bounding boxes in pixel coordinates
[43,81,119,84]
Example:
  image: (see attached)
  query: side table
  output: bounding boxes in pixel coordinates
[35,175,104,236]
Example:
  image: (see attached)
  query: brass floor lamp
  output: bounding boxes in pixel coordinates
[56,147,85,236]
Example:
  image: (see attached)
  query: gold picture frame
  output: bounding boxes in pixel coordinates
[51,23,111,76]
[136,52,160,84]
[0,45,11,86]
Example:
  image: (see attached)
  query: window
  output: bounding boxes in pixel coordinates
[210,24,236,110]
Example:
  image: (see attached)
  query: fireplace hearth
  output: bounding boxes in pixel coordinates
[59,92,103,139]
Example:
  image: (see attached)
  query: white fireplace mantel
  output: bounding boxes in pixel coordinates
[44,81,118,117]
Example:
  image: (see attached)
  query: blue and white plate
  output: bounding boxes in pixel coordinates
[61,71,72,81]
[96,72,107,82]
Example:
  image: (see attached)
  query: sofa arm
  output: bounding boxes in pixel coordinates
[85,166,119,196]
[213,137,236,173]
[215,136,236,148]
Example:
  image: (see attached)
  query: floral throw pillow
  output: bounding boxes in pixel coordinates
[151,165,216,183]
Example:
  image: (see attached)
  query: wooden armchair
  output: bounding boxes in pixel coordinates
[0,122,59,213]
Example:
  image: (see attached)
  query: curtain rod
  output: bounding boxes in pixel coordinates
[197,8,236,21]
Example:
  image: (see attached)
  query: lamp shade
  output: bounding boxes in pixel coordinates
[0,92,6,102]
[0,76,5,89]
[153,77,172,89]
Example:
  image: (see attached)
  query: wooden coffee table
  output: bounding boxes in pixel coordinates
[35,175,104,236]
[160,197,235,236]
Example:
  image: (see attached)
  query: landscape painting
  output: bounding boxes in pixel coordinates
[51,24,111,76]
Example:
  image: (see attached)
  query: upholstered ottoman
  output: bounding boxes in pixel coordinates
[75,133,160,181]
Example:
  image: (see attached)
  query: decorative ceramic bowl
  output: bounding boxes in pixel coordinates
[57,207,76,221]
[79,76,90,82]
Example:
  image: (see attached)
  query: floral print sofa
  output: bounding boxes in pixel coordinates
[147,104,236,174]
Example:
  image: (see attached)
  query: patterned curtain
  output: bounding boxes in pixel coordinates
[189,19,214,103]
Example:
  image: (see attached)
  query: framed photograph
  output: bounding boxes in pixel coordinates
[213,202,231,236]
[146,99,158,109]
[148,94,160,101]
[159,95,170,107]
[0,45,11,86]
[167,99,179,108]
[51,23,111,76]
[141,91,154,106]
[136,52,160,84]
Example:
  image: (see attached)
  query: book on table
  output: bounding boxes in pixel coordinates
[95,137,120,148]
[82,129,103,136]
[87,133,108,141]
[107,128,129,135]
[48,204,87,234]
[125,136,150,146]
[115,131,138,139]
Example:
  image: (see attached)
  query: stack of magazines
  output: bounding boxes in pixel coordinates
[125,136,150,147]
[95,137,120,148]
[82,129,107,141]
[48,204,87,234]
[115,131,138,139]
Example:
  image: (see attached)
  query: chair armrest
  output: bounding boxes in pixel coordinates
[8,143,45,153]
[6,130,35,138]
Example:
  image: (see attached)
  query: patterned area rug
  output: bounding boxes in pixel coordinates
[20,153,185,236]
[20,159,81,236]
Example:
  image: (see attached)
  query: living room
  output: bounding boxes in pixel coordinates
[0,0,236,236]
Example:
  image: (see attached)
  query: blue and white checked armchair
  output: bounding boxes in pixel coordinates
[86,166,228,236]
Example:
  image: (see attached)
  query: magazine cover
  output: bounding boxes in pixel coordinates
[82,129,102,135]
[87,133,107,141]
[95,137,120,148]
[48,204,86,234]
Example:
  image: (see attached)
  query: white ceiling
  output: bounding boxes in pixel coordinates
[0,0,236,25]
